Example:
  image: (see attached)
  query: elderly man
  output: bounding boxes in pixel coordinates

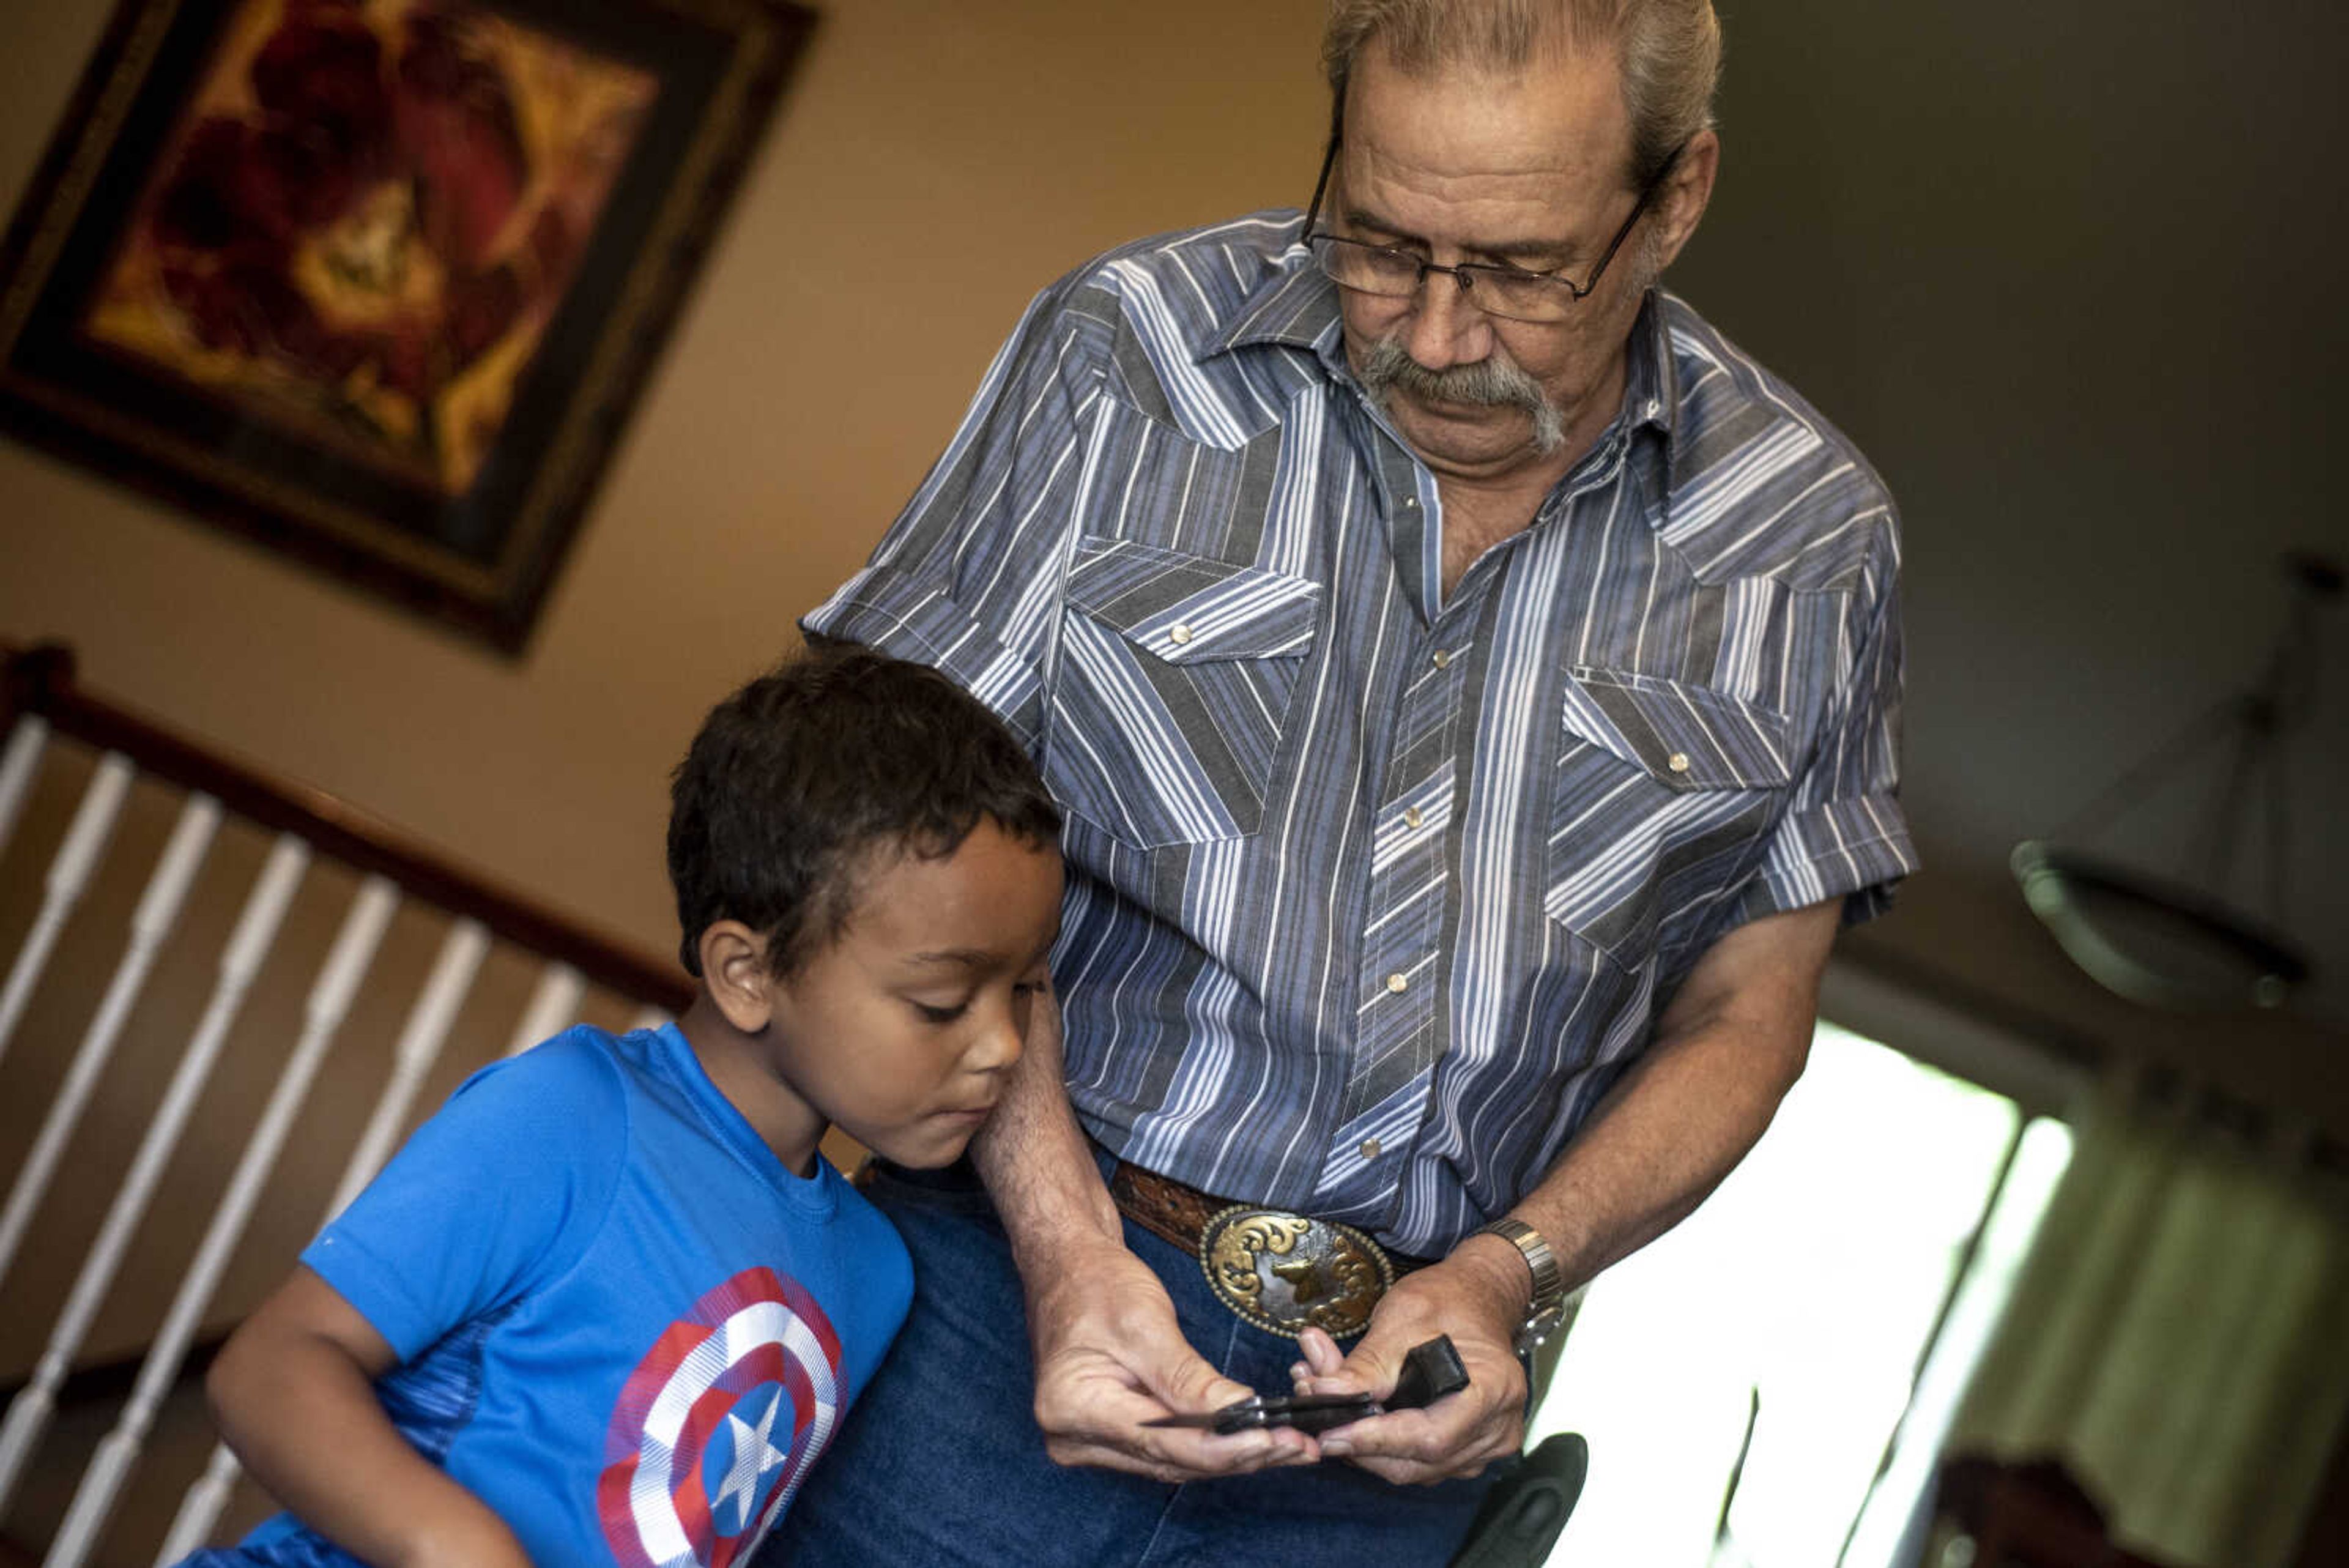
[767,1,1914,1562]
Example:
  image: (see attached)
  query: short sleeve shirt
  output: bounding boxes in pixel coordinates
[231,1024,911,1568]
[806,212,1919,1255]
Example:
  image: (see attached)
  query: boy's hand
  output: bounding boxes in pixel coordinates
[1022,1232,1319,1481]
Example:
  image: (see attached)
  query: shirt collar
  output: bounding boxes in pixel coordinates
[1624,291,1676,434]
[1621,291,1682,518]
[1202,230,1345,362]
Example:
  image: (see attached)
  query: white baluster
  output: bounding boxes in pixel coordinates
[0,794,221,1291]
[325,917,489,1213]
[0,751,134,1069]
[45,877,398,1568]
[0,714,50,858]
[0,836,307,1516]
[154,1448,245,1568]
[504,960,583,1057]
[154,916,490,1564]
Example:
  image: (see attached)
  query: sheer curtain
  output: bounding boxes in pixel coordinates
[1944,1066,2349,1567]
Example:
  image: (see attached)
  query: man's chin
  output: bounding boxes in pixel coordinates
[1391,396,1528,451]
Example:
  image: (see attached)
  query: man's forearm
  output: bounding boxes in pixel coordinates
[1505,1004,1806,1293]
[970,989,1123,1270]
[1299,906,1845,1488]
[1496,901,1840,1292]
[962,988,1290,1477]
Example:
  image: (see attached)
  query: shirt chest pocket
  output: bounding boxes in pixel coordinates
[1047,537,1323,847]
[1544,666,1797,964]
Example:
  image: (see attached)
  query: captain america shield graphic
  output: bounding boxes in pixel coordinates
[597,1266,844,1567]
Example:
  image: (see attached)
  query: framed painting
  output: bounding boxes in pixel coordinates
[0,0,815,652]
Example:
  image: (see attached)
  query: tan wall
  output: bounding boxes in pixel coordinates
[0,0,1329,972]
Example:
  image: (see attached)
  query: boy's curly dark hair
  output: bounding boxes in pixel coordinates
[667,645,1061,978]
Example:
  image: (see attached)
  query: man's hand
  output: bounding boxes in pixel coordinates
[1287,1239,1530,1485]
[978,989,1317,1481]
[1023,1231,1321,1481]
[1289,899,1845,1486]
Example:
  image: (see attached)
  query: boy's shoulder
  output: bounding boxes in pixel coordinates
[447,1023,636,1131]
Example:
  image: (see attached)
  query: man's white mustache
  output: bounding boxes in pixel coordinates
[1358,338,1567,454]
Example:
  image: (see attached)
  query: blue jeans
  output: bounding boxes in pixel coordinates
[759,1155,1507,1567]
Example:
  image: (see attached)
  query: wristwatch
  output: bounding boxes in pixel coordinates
[1474,1217,1570,1370]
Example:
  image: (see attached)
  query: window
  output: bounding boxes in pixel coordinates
[1530,1021,2076,1567]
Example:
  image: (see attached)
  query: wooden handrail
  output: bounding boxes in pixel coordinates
[0,641,692,1014]
[0,1335,226,1412]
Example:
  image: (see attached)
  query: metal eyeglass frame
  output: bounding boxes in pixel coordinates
[1299,124,1687,316]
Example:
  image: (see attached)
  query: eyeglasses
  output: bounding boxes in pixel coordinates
[1299,130,1684,324]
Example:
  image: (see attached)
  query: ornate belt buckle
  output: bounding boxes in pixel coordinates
[1198,1205,1395,1339]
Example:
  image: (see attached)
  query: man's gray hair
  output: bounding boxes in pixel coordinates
[1319,1,1721,188]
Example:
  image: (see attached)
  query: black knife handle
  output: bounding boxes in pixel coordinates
[1202,1336,1469,1433]
[1265,1398,1382,1435]
[1387,1335,1471,1411]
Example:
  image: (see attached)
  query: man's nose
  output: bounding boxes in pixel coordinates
[1401,266,1494,371]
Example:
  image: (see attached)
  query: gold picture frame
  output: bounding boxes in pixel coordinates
[0,0,815,652]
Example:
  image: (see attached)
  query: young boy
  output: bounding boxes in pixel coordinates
[185,647,1064,1568]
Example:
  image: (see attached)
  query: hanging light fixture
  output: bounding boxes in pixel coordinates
[2011,551,2340,1011]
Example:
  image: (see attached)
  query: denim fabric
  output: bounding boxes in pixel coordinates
[758,1156,1509,1567]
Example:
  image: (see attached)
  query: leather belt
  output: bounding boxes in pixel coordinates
[1109,1161,1426,1339]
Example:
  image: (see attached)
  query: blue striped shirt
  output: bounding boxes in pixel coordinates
[806,212,1917,1255]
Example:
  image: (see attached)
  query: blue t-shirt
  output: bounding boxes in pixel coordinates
[201,1023,910,1568]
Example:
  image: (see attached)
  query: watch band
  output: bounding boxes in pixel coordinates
[1474,1216,1568,1353]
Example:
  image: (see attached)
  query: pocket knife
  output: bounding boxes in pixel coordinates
[1143,1334,1469,1435]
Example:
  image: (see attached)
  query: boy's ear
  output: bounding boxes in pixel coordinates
[698,921,778,1033]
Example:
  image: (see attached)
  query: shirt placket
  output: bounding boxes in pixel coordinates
[1312,426,1641,1235]
[1314,453,1465,1222]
